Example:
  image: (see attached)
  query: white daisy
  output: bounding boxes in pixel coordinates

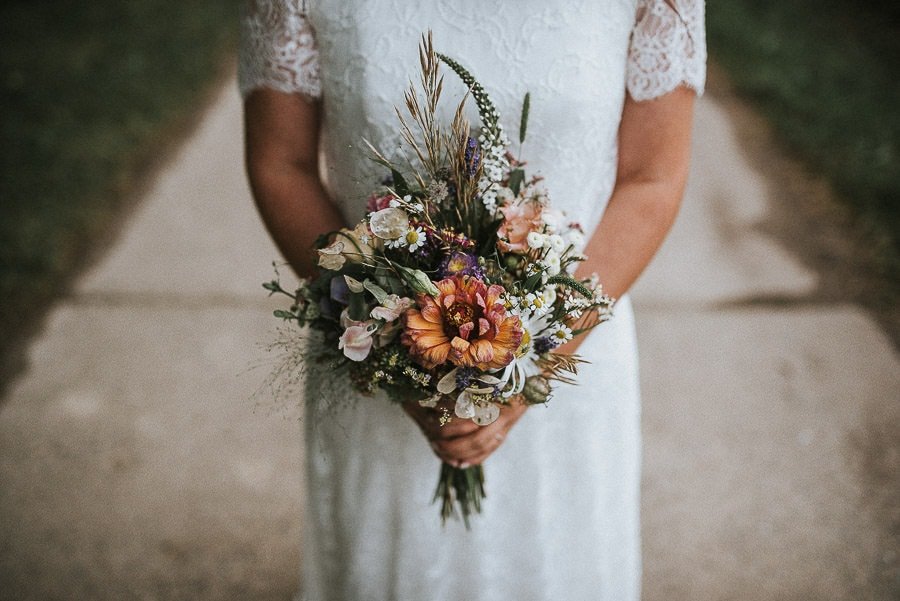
[404,226,426,252]
[550,324,573,344]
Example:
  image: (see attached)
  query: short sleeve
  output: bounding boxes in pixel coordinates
[626,0,707,101]
[238,0,322,100]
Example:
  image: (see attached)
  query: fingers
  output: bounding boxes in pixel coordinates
[401,401,479,441]
[432,421,507,467]
[403,400,528,466]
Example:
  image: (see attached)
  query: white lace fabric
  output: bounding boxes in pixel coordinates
[239,0,706,103]
[626,0,707,100]
[238,0,321,99]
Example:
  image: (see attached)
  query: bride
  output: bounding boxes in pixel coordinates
[239,1,705,599]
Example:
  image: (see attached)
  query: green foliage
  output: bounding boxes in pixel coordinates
[546,275,593,298]
[0,1,241,346]
[519,92,531,145]
[708,0,900,270]
[436,52,503,144]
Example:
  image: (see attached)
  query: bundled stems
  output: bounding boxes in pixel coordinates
[435,462,486,530]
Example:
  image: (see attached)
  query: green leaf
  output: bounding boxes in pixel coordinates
[519,92,530,144]
[273,309,295,320]
[523,270,544,292]
[262,281,279,292]
[363,279,389,304]
[507,168,525,196]
[348,291,369,322]
[396,265,439,296]
[391,168,410,197]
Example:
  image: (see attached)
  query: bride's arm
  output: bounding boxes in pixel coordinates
[555,86,696,354]
[579,87,695,299]
[244,90,346,278]
[432,87,697,467]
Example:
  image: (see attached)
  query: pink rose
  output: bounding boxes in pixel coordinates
[496,202,545,253]
[338,324,375,362]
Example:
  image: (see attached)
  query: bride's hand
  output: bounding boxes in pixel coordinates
[402,399,528,468]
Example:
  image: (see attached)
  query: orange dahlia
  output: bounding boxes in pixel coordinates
[403,275,524,371]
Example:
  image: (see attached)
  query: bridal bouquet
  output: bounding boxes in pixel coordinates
[264,33,614,527]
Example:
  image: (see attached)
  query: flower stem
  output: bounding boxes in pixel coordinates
[434,462,486,529]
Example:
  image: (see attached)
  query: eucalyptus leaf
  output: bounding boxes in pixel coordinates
[344,275,365,293]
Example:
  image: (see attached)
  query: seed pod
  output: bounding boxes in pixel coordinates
[522,375,551,405]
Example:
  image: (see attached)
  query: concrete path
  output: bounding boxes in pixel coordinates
[1,76,897,600]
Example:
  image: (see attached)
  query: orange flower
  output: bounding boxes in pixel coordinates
[403,275,523,370]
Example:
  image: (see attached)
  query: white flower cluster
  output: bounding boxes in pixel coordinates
[563,293,594,320]
[477,128,511,215]
[403,366,432,386]
[505,286,556,320]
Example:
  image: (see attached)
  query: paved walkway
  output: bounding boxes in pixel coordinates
[1,77,897,600]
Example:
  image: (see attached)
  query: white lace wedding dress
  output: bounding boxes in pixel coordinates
[239,1,705,599]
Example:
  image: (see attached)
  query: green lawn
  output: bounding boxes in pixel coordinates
[1,1,242,360]
[707,0,900,274]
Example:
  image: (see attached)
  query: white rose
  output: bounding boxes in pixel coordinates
[369,207,409,239]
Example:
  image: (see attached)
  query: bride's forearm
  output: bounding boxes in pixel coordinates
[559,89,695,354]
[244,90,347,279]
[576,88,696,300]
[574,177,684,299]
[247,162,346,278]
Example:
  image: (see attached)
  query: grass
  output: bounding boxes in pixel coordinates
[707,0,900,275]
[0,1,242,363]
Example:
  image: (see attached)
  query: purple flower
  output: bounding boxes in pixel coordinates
[330,276,350,305]
[464,137,480,178]
[440,251,484,279]
[533,336,557,355]
[455,367,477,389]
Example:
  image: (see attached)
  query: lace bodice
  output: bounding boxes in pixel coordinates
[239,0,706,102]
[239,0,705,235]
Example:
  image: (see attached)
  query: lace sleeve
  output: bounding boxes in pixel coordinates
[626,0,707,101]
[238,0,321,99]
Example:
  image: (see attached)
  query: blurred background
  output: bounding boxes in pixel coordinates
[1,1,897,600]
